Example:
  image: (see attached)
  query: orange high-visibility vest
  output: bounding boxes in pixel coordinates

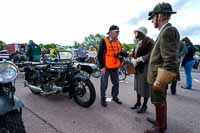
[104,37,121,69]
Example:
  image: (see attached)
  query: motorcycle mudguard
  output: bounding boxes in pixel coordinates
[80,64,93,74]
[0,96,24,115]
[74,73,90,81]
[78,63,98,74]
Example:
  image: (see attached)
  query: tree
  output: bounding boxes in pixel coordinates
[0,41,7,50]
[83,34,104,50]
[73,41,82,49]
[121,43,136,53]
[194,45,200,52]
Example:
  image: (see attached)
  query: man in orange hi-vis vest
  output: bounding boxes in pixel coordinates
[97,25,128,107]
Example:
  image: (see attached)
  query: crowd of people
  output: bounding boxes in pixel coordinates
[97,2,197,133]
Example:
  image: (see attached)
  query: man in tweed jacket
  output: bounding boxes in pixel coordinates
[144,2,180,133]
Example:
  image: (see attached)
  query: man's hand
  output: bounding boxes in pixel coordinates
[153,68,176,91]
[101,67,106,75]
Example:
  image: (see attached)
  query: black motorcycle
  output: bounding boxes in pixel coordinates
[23,51,96,108]
[0,60,26,133]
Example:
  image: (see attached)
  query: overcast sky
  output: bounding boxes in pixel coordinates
[0,0,200,45]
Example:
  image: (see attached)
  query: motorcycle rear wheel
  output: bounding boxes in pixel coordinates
[1,109,26,133]
[73,79,96,108]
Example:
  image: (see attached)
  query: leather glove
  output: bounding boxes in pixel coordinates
[136,57,143,63]
[153,68,176,91]
[130,58,137,67]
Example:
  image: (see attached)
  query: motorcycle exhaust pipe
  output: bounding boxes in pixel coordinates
[24,81,59,95]
[24,81,42,93]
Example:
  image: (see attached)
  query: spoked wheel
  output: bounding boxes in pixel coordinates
[73,79,96,108]
[1,109,26,133]
[118,67,127,81]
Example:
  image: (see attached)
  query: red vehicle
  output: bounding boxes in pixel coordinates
[7,43,26,55]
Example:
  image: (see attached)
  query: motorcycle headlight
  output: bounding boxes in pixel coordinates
[0,61,18,83]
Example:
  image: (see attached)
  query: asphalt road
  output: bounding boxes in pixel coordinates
[15,72,200,133]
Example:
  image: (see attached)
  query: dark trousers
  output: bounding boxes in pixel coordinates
[100,69,119,98]
[170,80,177,94]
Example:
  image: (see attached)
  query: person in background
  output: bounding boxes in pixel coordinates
[169,41,187,95]
[76,44,88,62]
[145,2,180,133]
[130,26,154,113]
[50,47,58,58]
[88,46,97,64]
[181,37,196,89]
[26,40,41,62]
[11,50,20,63]
[97,25,128,107]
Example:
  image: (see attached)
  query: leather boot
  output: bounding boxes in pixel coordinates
[130,94,141,109]
[144,104,166,133]
[164,104,167,130]
[146,105,167,130]
[138,97,148,113]
[137,105,147,113]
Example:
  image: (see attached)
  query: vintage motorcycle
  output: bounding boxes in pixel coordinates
[23,51,96,108]
[0,60,26,133]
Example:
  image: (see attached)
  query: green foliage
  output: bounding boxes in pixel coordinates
[38,43,67,52]
[194,45,200,52]
[121,43,136,53]
[71,34,135,53]
[73,41,82,49]
[39,43,56,49]
[0,41,7,50]
[83,34,104,50]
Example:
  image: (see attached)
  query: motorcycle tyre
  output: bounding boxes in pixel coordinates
[73,79,96,108]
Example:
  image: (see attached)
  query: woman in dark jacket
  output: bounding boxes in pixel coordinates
[130,27,154,113]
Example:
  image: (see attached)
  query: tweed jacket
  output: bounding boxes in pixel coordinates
[147,23,180,85]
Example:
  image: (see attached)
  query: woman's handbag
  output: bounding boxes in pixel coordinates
[127,62,136,74]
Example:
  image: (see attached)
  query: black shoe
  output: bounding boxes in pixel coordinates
[112,97,122,104]
[181,86,192,90]
[130,103,141,110]
[101,97,107,107]
[137,105,147,113]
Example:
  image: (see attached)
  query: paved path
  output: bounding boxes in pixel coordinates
[15,72,200,133]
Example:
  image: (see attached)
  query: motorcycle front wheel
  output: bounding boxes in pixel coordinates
[1,109,26,133]
[73,79,96,108]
